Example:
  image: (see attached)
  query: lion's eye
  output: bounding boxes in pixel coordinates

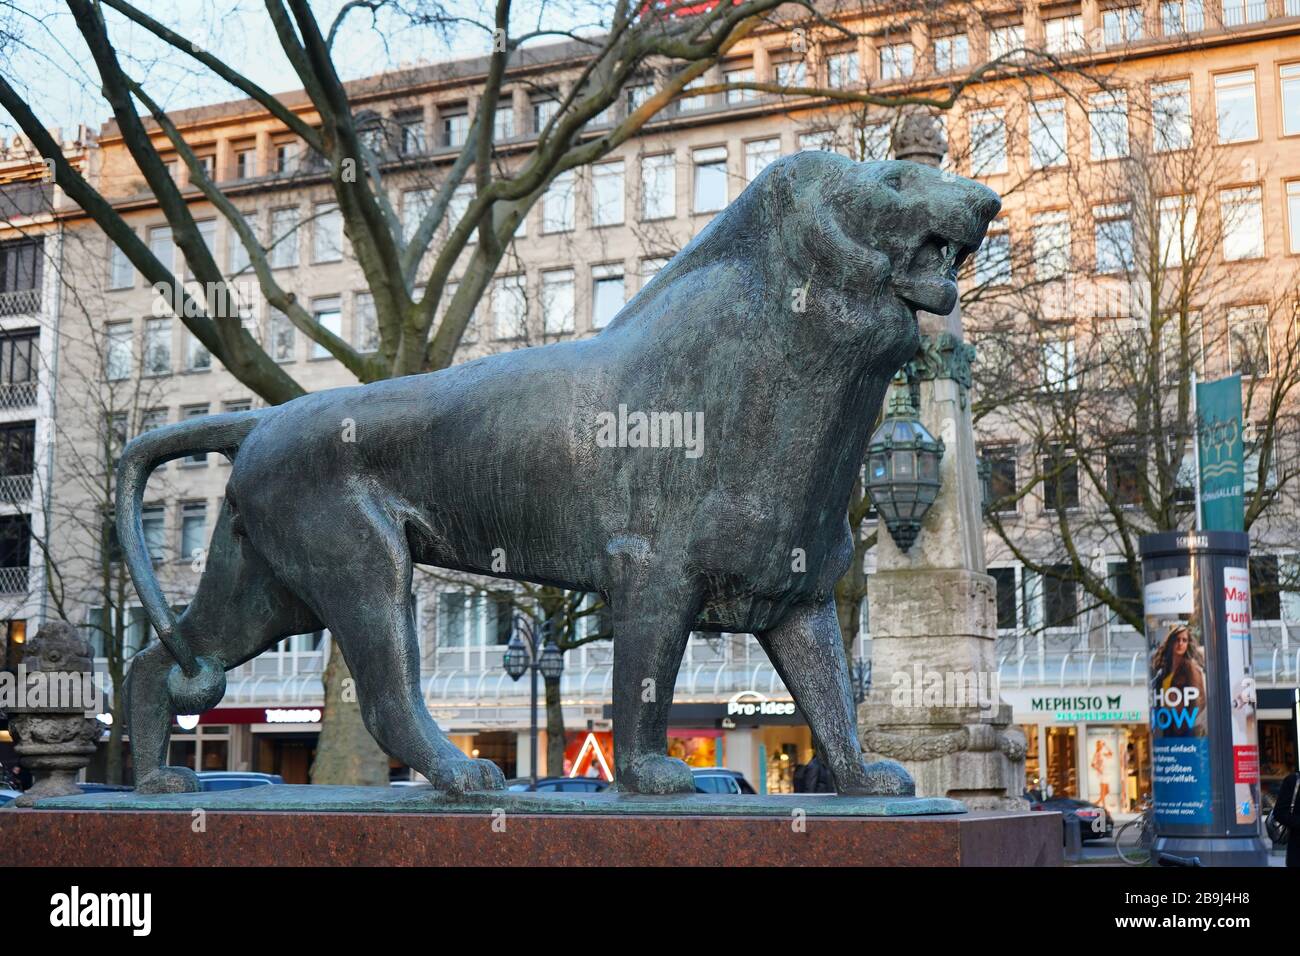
[881,171,903,192]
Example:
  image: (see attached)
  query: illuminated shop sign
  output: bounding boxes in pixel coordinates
[726,691,796,717]
[265,708,322,724]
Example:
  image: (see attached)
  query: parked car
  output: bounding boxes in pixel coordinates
[195,771,284,792]
[505,776,610,793]
[1025,789,1113,842]
[0,789,20,806]
[693,768,756,795]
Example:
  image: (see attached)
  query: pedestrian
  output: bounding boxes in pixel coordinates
[1271,769,1300,868]
[798,752,835,794]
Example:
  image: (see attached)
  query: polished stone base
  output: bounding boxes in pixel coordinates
[4,785,1062,866]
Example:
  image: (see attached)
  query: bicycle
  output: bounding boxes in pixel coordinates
[1114,798,1155,865]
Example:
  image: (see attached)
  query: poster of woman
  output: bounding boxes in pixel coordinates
[1149,623,1209,738]
[1086,730,1121,815]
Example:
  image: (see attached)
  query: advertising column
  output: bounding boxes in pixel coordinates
[1139,531,1267,866]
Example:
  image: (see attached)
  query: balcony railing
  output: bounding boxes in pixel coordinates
[0,566,30,594]
[0,473,32,504]
[1221,1,1269,26]
[0,382,37,410]
[0,289,39,317]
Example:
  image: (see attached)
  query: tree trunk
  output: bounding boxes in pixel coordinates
[544,674,566,776]
[309,643,389,785]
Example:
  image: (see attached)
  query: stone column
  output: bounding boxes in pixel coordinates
[858,111,1027,810]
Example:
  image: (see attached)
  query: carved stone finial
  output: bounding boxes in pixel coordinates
[892,110,947,167]
[7,621,101,806]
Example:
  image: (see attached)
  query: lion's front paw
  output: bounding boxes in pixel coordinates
[426,758,505,794]
[839,757,915,797]
[136,766,201,794]
[615,754,695,795]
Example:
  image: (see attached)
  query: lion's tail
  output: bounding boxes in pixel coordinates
[115,409,263,713]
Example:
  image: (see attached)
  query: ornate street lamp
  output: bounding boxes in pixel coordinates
[865,386,945,552]
[502,615,562,789]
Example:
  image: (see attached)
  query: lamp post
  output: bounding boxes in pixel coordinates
[503,614,564,789]
[865,383,945,552]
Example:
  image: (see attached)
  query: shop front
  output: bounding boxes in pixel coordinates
[1259,686,1300,805]
[189,706,324,784]
[663,690,811,794]
[1005,687,1151,816]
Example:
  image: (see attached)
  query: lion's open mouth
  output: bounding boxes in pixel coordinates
[892,232,978,316]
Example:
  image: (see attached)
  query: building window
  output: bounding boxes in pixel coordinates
[311,296,341,360]
[311,202,342,263]
[969,109,1007,176]
[354,292,379,353]
[855,121,890,161]
[1152,79,1193,152]
[1029,98,1068,169]
[542,170,575,233]
[182,405,209,465]
[1089,91,1129,161]
[975,220,1012,286]
[1287,181,1300,255]
[592,264,624,330]
[108,239,134,290]
[774,59,806,87]
[180,501,208,561]
[143,318,171,376]
[234,147,256,179]
[532,99,558,134]
[1221,185,1264,261]
[724,67,756,104]
[1033,210,1071,281]
[799,129,837,153]
[106,323,132,381]
[540,269,576,335]
[933,33,969,73]
[182,219,216,281]
[989,24,1025,60]
[1250,554,1280,620]
[591,161,624,227]
[493,106,515,141]
[1044,15,1086,54]
[1161,0,1205,33]
[981,445,1019,513]
[268,207,299,269]
[827,51,859,88]
[148,225,175,275]
[1106,444,1144,506]
[274,140,298,174]
[1161,310,1205,384]
[141,506,165,562]
[1042,336,1078,393]
[442,111,469,148]
[1043,566,1079,628]
[1215,70,1257,143]
[1095,202,1134,274]
[879,42,914,80]
[1221,0,1267,26]
[265,308,294,363]
[437,592,513,648]
[626,83,653,114]
[1227,304,1270,377]
[1041,447,1080,512]
[990,567,1018,629]
[678,77,709,113]
[1104,6,1145,45]
[641,153,675,220]
[744,138,780,182]
[1158,195,1197,267]
[492,275,527,340]
[398,113,426,154]
[692,147,727,214]
[641,256,671,287]
[185,329,211,372]
[449,184,475,243]
[227,212,252,275]
[1281,63,1300,137]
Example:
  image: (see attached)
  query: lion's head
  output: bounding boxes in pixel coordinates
[755,150,1000,340]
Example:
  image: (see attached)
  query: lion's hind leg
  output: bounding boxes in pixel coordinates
[129,502,320,793]
[285,500,504,794]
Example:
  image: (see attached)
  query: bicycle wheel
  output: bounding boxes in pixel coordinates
[1115,818,1152,866]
